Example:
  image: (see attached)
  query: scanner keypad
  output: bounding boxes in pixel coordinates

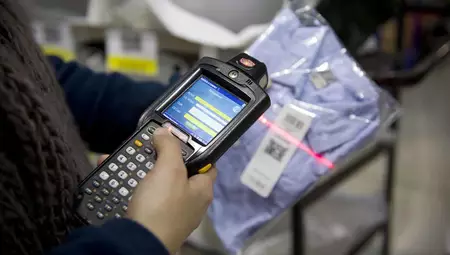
[78,122,194,225]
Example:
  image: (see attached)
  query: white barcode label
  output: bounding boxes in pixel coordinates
[284,113,305,131]
[43,26,62,44]
[32,22,75,61]
[106,29,158,76]
[121,31,143,52]
[240,104,314,197]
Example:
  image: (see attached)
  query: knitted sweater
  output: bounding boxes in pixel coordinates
[0,1,166,254]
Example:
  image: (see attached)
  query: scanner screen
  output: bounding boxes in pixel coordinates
[163,76,246,145]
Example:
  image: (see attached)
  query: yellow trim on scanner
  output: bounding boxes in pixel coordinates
[134,140,143,147]
[183,113,217,137]
[194,96,232,122]
[107,55,158,76]
[198,163,212,174]
[41,46,75,62]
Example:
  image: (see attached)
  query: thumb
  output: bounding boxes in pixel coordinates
[152,128,184,170]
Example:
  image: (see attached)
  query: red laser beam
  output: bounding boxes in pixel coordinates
[258,116,335,169]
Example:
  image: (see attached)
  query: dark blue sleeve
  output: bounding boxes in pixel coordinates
[48,56,167,153]
[50,219,169,255]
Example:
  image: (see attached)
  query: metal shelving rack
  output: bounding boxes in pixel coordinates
[287,134,394,255]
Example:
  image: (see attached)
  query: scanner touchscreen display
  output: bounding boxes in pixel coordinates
[163,76,246,145]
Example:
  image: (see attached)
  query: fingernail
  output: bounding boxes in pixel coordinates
[154,127,170,136]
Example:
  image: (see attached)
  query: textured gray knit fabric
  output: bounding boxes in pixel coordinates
[0,1,91,254]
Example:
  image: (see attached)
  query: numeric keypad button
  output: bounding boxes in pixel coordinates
[117,154,127,163]
[108,163,118,172]
[137,170,146,179]
[136,154,145,162]
[115,213,122,219]
[96,212,104,220]
[108,179,119,188]
[145,161,154,170]
[127,162,137,171]
[128,178,138,188]
[119,187,129,197]
[112,197,120,204]
[94,195,103,203]
[144,147,153,154]
[118,171,128,180]
[99,171,110,180]
[92,180,101,188]
[126,146,136,155]
[84,188,93,195]
[101,188,110,196]
[141,133,150,141]
[86,203,95,210]
[104,204,113,212]
[148,126,156,135]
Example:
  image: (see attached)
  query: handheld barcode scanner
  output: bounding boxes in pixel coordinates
[76,53,271,224]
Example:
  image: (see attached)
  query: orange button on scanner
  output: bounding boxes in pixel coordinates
[198,163,212,174]
[134,140,143,147]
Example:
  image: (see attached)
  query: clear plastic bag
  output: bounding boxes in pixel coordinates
[209,6,400,254]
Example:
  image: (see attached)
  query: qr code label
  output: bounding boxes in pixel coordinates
[122,32,142,52]
[44,26,61,44]
[241,103,314,197]
[264,139,288,162]
[284,113,304,131]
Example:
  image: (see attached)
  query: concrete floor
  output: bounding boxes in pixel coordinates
[390,57,450,254]
[179,57,450,255]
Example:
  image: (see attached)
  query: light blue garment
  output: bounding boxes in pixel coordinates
[209,7,384,254]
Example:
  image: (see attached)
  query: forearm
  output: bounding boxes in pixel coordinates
[49,56,167,153]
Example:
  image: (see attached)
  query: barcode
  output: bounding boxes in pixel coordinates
[264,139,288,162]
[122,32,142,52]
[44,26,61,44]
[249,175,266,190]
[284,113,304,130]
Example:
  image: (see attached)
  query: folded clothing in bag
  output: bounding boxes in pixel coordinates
[209,7,397,254]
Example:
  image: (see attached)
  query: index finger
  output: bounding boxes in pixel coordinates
[188,166,217,203]
[202,166,217,182]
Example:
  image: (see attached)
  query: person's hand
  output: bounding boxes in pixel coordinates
[96,128,217,253]
[126,128,216,254]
